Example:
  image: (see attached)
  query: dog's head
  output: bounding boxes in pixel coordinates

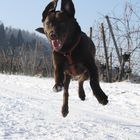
[36,0,81,52]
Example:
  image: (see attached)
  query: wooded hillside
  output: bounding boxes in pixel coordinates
[0,22,53,76]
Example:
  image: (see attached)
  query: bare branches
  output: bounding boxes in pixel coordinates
[92,1,140,82]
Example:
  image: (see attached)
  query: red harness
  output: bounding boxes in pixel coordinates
[53,35,81,76]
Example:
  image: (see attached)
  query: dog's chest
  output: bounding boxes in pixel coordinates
[64,55,87,80]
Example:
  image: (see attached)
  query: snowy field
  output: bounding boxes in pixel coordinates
[0,74,140,140]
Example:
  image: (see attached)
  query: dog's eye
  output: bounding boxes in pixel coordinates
[46,21,50,26]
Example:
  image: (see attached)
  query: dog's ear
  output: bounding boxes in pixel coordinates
[61,0,75,17]
[42,0,58,22]
[35,27,45,34]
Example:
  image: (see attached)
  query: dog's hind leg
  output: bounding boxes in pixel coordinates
[90,64,108,105]
[86,61,108,105]
[62,74,71,117]
[78,81,85,101]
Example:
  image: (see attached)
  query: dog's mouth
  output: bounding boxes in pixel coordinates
[51,39,62,51]
[49,32,67,51]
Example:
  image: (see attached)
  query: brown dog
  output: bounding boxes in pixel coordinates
[36,0,108,117]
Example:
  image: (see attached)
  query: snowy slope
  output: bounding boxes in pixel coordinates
[0,74,140,140]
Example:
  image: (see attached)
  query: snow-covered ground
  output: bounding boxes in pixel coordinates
[0,74,139,140]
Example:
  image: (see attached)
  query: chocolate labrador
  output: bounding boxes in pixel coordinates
[36,0,108,117]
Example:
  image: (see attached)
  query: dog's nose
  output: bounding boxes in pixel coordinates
[49,31,57,40]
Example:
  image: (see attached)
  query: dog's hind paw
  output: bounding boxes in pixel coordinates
[62,105,69,117]
[53,84,63,92]
[100,98,108,105]
[98,95,108,105]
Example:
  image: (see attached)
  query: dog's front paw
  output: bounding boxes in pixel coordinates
[53,84,63,92]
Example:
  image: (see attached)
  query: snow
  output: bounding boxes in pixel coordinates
[0,73,140,140]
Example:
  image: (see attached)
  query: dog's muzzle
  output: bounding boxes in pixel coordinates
[49,31,62,51]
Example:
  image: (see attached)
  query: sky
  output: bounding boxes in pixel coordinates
[0,0,140,34]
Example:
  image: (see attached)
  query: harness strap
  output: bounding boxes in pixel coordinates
[54,34,81,76]
[63,35,81,76]
[65,53,77,76]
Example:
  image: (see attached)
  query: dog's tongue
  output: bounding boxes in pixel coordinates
[51,40,62,51]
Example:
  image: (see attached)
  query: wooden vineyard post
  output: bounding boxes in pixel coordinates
[110,52,112,82]
[101,23,111,82]
[90,27,92,39]
[105,16,124,81]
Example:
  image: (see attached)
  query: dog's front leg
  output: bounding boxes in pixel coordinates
[53,65,64,92]
[53,52,64,92]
